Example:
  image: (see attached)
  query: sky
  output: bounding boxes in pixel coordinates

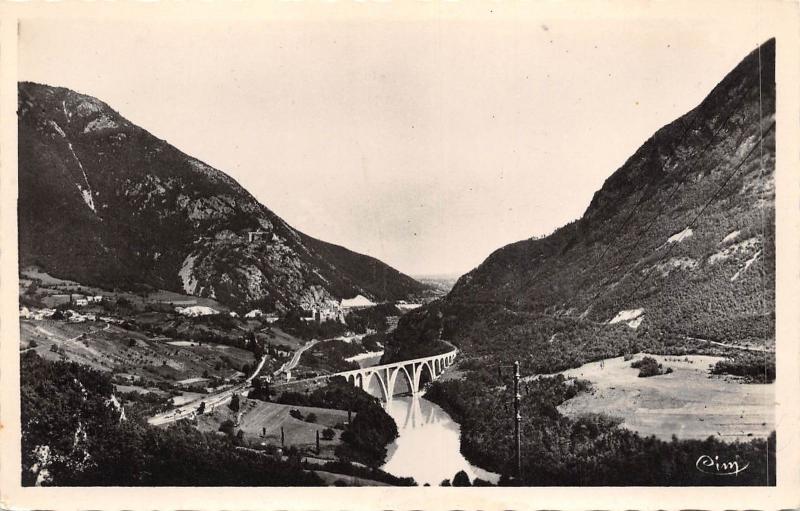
[18,16,774,277]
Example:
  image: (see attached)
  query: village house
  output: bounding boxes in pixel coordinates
[302,299,345,323]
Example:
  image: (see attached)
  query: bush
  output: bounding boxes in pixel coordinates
[219,419,235,436]
[452,470,471,487]
[321,428,335,441]
[289,409,303,420]
[630,356,663,377]
[305,412,318,423]
[711,352,776,383]
[229,394,241,412]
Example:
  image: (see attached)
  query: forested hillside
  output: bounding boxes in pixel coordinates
[387,39,775,372]
[18,82,428,310]
[20,352,322,486]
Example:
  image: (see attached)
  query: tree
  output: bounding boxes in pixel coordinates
[321,428,335,441]
[452,470,471,487]
[229,394,240,412]
[305,412,318,423]
[219,419,235,436]
[198,401,206,414]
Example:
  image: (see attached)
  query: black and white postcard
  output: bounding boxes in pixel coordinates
[1,2,798,510]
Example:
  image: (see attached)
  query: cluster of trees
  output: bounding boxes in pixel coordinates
[630,356,671,377]
[424,373,775,486]
[439,470,494,486]
[276,377,398,466]
[344,303,401,333]
[20,352,322,486]
[298,340,361,373]
[361,332,385,352]
[711,351,775,383]
[247,377,272,401]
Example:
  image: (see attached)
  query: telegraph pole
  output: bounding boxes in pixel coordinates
[513,360,522,480]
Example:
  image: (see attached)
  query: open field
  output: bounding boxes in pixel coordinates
[197,399,352,458]
[555,353,774,441]
[260,327,306,350]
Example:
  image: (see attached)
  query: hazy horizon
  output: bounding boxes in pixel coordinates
[19,19,773,276]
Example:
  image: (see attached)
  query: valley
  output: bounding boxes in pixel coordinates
[16,37,778,488]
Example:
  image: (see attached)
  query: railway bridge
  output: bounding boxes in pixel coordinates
[334,349,457,402]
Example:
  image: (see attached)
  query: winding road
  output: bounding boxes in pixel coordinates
[149,333,370,425]
[148,354,267,426]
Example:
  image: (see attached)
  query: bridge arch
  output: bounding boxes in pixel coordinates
[414,360,435,393]
[362,371,388,402]
[388,365,414,398]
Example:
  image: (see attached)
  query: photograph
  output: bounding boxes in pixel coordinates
[2,2,798,507]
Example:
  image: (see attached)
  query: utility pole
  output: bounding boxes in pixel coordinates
[513,360,522,481]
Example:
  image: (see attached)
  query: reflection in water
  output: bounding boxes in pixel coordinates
[380,396,499,486]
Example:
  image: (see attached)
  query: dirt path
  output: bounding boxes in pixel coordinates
[21,322,110,353]
[684,335,774,353]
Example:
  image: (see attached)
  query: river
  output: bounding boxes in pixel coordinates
[380,395,499,486]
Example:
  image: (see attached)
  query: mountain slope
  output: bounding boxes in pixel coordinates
[386,39,775,370]
[18,82,427,309]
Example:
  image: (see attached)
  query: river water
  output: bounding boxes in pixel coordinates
[380,395,499,486]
